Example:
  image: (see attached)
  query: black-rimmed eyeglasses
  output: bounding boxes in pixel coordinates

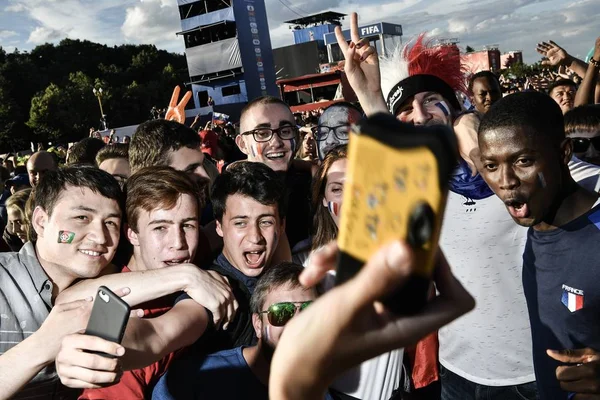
[241,126,298,143]
[316,124,351,141]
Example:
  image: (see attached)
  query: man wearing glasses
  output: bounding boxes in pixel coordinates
[235,96,299,172]
[152,262,335,400]
[316,102,363,161]
[235,96,312,249]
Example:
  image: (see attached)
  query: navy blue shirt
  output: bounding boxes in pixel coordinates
[178,253,261,354]
[523,204,600,400]
[152,346,336,400]
[152,347,268,400]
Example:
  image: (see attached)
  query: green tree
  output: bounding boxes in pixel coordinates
[466,45,475,53]
[27,72,99,142]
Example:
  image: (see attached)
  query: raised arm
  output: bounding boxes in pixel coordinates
[335,13,388,116]
[537,40,589,79]
[574,37,600,107]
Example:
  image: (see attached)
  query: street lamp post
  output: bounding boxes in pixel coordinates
[92,87,107,130]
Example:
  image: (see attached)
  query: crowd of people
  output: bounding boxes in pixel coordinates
[0,11,600,400]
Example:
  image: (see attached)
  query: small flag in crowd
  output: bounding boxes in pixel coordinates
[212,112,230,125]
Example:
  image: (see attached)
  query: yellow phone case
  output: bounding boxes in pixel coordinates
[336,113,457,314]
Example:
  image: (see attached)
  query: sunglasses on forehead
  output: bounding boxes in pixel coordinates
[571,137,600,153]
[259,301,312,327]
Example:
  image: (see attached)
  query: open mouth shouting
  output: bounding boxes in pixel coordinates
[505,198,530,219]
[244,249,266,269]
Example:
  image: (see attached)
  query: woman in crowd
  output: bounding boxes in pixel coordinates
[293,145,347,266]
[295,128,318,163]
[3,188,32,250]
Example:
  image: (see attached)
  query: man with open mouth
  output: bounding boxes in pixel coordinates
[201,161,287,353]
[477,91,600,399]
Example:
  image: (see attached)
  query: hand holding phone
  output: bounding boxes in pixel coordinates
[336,113,457,315]
[84,286,130,357]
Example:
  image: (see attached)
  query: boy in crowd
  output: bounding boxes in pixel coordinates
[200,161,286,352]
[152,263,336,400]
[95,143,131,188]
[129,119,218,227]
[468,71,502,116]
[477,91,600,399]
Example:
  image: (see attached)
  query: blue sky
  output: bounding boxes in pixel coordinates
[0,0,598,64]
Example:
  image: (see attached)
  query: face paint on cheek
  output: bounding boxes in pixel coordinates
[58,231,75,244]
[249,143,257,158]
[435,101,450,117]
[265,324,271,341]
[327,201,340,217]
[290,138,297,153]
[538,172,546,188]
[255,142,267,158]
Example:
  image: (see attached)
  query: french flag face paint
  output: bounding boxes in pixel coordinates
[434,101,450,117]
[328,201,340,217]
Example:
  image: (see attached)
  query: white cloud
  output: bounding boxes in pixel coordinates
[121,0,183,50]
[0,0,597,65]
[5,3,26,12]
[27,26,62,44]
[0,30,18,39]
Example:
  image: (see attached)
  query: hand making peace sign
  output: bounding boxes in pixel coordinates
[334,12,389,116]
[164,85,192,124]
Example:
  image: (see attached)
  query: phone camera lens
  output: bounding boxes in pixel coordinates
[408,202,434,248]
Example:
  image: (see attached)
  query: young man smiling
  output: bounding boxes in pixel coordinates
[477,91,600,399]
[0,167,122,399]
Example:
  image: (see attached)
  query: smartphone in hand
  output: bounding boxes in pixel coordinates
[85,286,130,357]
[335,113,457,315]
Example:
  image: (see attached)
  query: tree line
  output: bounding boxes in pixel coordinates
[0,39,188,153]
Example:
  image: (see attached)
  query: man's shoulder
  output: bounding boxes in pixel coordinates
[199,347,246,370]
[0,247,37,283]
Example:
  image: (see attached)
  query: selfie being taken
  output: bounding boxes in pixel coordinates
[0,1,599,400]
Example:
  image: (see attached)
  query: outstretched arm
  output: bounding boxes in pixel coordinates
[574,37,600,107]
[334,13,388,116]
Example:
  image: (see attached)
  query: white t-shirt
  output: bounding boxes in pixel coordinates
[303,251,404,400]
[439,157,600,386]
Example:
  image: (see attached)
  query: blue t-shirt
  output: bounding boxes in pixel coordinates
[152,347,267,400]
[523,204,600,400]
[152,346,336,400]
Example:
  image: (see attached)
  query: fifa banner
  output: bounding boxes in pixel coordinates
[232,0,278,100]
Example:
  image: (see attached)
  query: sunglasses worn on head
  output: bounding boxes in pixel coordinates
[259,301,312,327]
[572,137,600,153]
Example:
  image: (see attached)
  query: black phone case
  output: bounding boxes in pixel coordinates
[85,286,130,356]
[336,113,458,315]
